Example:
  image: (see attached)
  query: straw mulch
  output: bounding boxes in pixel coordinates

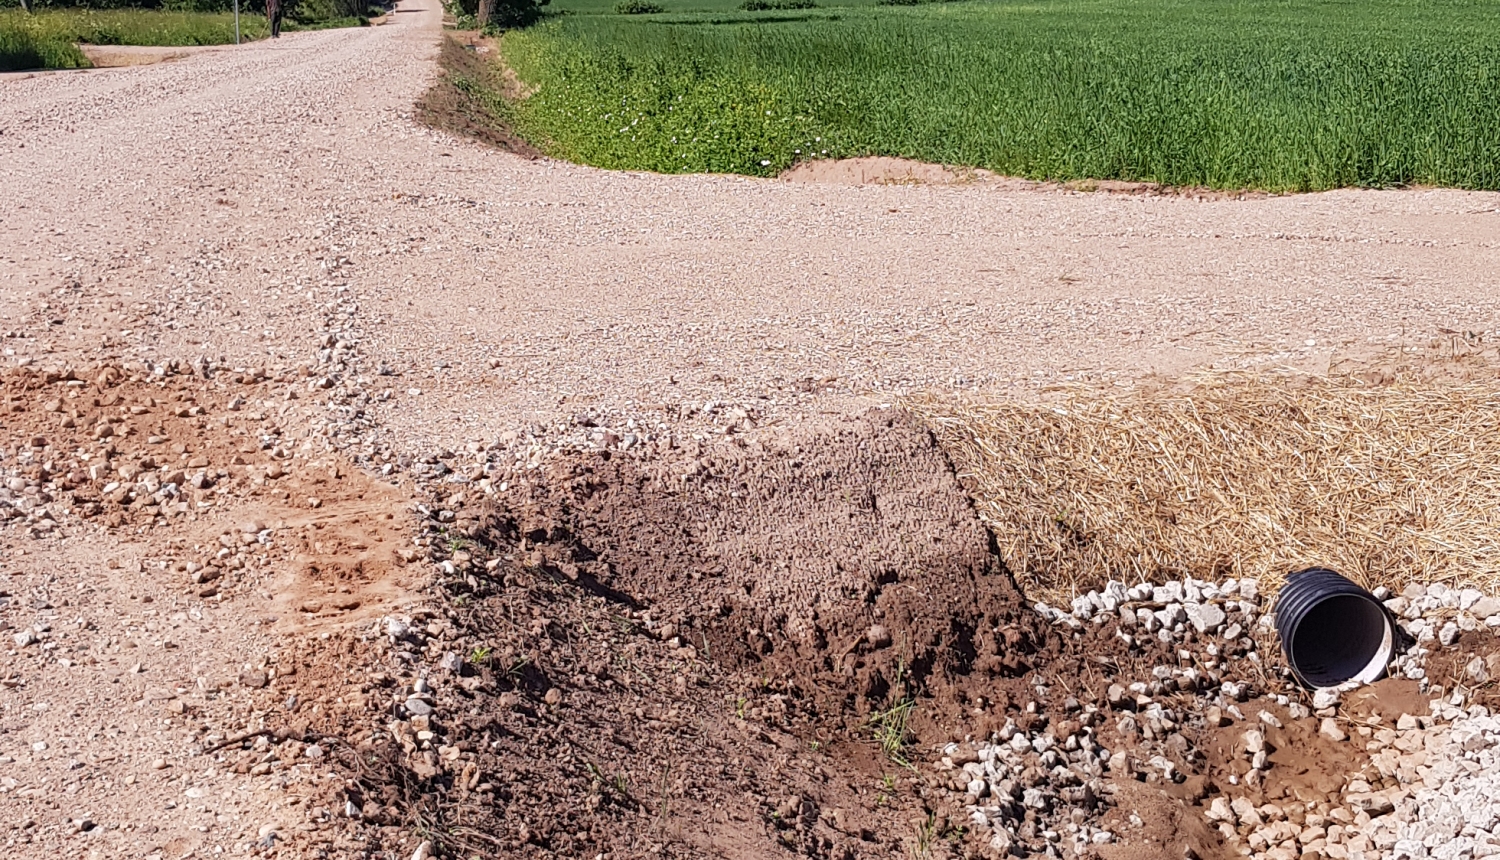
[906,372,1500,602]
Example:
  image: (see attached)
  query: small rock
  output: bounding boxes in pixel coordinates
[544,688,563,706]
[239,669,268,689]
[1347,792,1395,816]
[1231,796,1263,827]
[1107,684,1128,708]
[404,697,434,717]
[1206,796,1234,822]
[1439,621,1461,646]
[866,624,891,648]
[1243,730,1266,754]
[1466,656,1488,684]
[1470,596,1500,618]
[1319,718,1347,742]
[1184,602,1226,634]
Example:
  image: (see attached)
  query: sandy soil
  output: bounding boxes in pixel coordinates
[6,1,1500,857]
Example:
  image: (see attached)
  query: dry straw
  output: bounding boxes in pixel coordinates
[907,371,1500,602]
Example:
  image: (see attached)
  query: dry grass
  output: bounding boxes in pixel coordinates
[907,370,1500,602]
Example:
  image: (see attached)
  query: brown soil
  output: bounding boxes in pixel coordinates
[778,156,1275,199]
[779,157,999,186]
[6,359,1494,860]
[315,411,1255,860]
[491,410,1052,731]
[1421,628,1500,709]
[78,44,227,68]
[416,33,542,158]
[0,365,417,627]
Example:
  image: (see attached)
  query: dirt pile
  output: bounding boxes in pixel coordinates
[481,409,1052,731]
[321,411,1248,860]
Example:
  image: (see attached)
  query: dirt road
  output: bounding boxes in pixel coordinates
[5,2,1500,857]
[6,0,1500,447]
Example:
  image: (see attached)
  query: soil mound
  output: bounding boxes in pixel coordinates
[779,157,997,186]
[487,409,1052,729]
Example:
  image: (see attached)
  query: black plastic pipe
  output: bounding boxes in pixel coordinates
[1274,567,1395,689]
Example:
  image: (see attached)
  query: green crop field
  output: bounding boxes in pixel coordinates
[493,0,1500,190]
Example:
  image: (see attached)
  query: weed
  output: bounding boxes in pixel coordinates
[468,645,492,664]
[867,698,915,768]
[866,651,917,768]
[504,654,532,680]
[909,812,938,859]
[875,772,897,806]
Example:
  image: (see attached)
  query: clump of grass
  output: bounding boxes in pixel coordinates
[0,16,87,70]
[867,697,915,768]
[498,0,1500,188]
[613,0,662,13]
[864,652,916,769]
[740,0,816,10]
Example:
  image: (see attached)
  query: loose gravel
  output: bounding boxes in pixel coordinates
[7,1,1500,858]
[925,577,1500,860]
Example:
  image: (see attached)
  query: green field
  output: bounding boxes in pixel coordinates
[0,8,273,69]
[494,0,1500,190]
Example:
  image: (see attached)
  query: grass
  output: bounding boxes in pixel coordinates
[0,5,375,71]
[0,8,268,69]
[866,697,915,768]
[492,0,1500,190]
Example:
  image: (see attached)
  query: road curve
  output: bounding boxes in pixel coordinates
[4,3,1500,448]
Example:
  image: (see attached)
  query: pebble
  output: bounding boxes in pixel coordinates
[1319,718,1347,742]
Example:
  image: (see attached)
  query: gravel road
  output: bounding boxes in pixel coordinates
[6,0,1500,451]
[6,6,1500,857]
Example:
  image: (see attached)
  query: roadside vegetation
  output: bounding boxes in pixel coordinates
[0,0,376,71]
[484,0,1500,190]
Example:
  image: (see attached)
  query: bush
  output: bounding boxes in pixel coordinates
[740,0,815,9]
[0,19,87,70]
[614,0,661,12]
[446,0,547,30]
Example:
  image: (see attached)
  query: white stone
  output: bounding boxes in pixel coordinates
[1320,718,1348,742]
[1440,621,1461,646]
[1185,602,1227,633]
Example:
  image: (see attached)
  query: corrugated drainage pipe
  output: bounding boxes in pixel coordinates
[1274,567,1395,689]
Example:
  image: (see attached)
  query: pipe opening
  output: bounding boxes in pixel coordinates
[1287,593,1393,688]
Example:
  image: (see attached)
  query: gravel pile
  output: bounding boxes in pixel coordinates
[928,576,1500,860]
